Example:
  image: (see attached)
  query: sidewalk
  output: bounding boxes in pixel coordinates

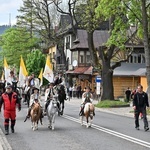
[66,97,150,120]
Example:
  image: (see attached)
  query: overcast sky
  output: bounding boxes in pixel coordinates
[0,0,23,26]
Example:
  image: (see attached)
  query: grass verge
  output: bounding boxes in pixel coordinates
[95,100,129,108]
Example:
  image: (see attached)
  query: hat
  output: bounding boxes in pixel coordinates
[32,86,39,90]
[85,86,91,90]
[6,85,13,89]
[48,82,54,86]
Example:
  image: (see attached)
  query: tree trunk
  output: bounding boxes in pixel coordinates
[87,32,101,69]
[101,60,114,100]
[141,0,150,96]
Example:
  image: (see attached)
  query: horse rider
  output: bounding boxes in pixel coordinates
[54,72,65,86]
[6,71,18,86]
[0,80,5,96]
[44,82,59,115]
[26,86,43,118]
[5,71,21,96]
[28,73,35,87]
[79,86,95,116]
[27,73,36,95]
[0,84,21,135]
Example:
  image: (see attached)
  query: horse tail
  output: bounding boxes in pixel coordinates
[88,104,91,116]
[24,116,28,122]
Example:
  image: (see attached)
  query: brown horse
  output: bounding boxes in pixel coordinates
[80,102,95,128]
[30,102,42,131]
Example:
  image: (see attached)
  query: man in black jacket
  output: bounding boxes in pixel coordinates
[54,72,63,86]
[133,85,149,131]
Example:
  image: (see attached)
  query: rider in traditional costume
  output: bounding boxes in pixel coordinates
[26,86,43,118]
[44,82,59,115]
[54,72,65,86]
[79,86,95,116]
[6,70,18,86]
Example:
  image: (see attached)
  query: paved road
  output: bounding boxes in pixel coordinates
[0,97,150,150]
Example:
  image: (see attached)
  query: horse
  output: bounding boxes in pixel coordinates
[56,84,66,116]
[80,102,95,128]
[22,85,30,107]
[0,82,5,96]
[12,81,22,100]
[30,102,42,131]
[46,95,59,130]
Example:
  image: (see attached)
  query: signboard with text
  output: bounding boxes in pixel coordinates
[96,76,102,95]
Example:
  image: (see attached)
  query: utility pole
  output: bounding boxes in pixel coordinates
[9,13,11,27]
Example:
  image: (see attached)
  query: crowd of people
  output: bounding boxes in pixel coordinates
[0,69,149,135]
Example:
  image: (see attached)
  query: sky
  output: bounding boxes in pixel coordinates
[0,0,23,26]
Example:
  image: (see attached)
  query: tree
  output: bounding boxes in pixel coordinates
[54,0,135,100]
[17,0,60,48]
[26,49,46,76]
[96,0,150,99]
[0,27,39,68]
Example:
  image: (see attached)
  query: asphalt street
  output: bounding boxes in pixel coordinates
[0,97,149,150]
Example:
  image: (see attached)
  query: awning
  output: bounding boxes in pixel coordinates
[66,66,92,74]
[84,66,93,74]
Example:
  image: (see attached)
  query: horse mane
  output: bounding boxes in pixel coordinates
[31,103,41,120]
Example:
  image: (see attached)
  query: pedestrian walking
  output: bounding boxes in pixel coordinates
[125,87,131,102]
[0,85,21,135]
[77,84,82,99]
[133,85,149,131]
[69,86,73,98]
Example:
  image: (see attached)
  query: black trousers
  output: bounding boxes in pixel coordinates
[134,107,148,128]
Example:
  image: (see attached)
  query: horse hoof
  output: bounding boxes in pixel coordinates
[48,126,52,129]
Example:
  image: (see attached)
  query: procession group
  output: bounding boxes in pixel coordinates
[0,69,96,134]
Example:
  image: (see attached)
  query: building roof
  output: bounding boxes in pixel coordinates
[71,30,109,50]
[113,63,146,76]
[84,66,93,74]
[66,66,92,74]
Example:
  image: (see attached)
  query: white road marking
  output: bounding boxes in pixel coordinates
[62,114,150,148]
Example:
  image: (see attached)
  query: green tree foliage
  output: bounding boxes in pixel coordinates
[17,0,59,48]
[96,0,150,99]
[0,27,39,68]
[26,49,46,77]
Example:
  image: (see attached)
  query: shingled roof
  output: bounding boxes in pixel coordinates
[71,30,109,50]
[113,62,146,76]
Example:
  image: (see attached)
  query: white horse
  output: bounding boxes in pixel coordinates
[80,102,95,128]
[46,95,59,130]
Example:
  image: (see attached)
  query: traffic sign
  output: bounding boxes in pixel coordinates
[96,76,102,83]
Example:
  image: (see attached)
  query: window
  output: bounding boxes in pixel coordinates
[128,53,145,63]
[79,51,84,63]
[72,51,78,62]
[141,54,145,63]
[86,51,91,63]
[65,35,71,49]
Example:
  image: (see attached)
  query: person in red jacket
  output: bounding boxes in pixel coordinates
[0,85,21,135]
